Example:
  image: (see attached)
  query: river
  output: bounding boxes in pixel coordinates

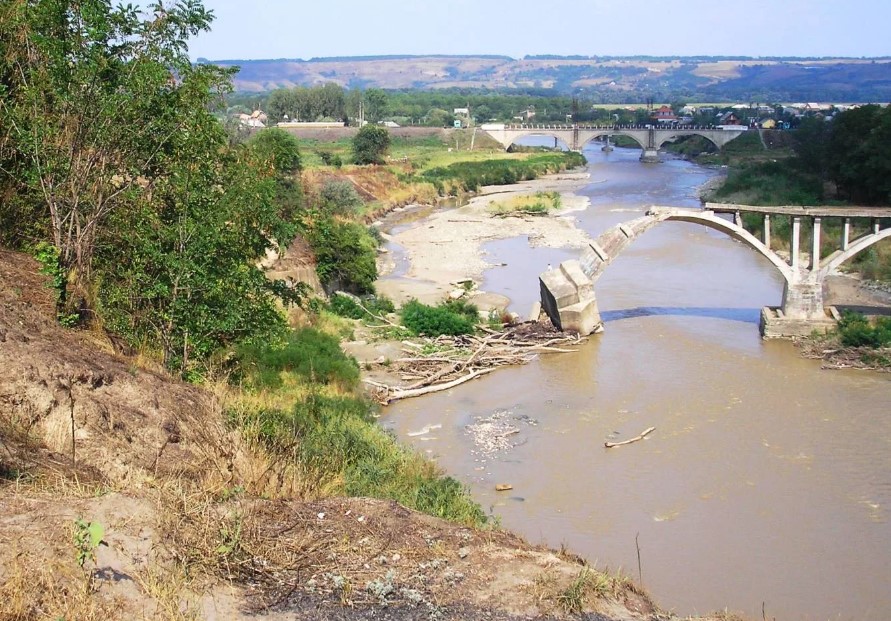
[380,143,891,620]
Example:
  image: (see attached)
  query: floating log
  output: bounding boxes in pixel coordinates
[604,426,655,448]
[495,484,513,491]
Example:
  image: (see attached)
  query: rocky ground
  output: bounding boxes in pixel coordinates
[0,247,741,620]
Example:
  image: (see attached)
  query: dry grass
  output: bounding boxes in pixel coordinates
[527,565,646,616]
[0,550,124,621]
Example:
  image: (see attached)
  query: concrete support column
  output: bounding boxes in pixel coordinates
[734,210,742,227]
[811,216,822,270]
[790,216,801,270]
[873,218,881,235]
[640,148,660,163]
[842,218,850,250]
[763,214,771,249]
[781,280,825,320]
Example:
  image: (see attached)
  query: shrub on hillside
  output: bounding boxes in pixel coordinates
[320,180,364,215]
[306,217,378,294]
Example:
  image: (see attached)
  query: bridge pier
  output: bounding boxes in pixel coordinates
[639,148,660,163]
[761,280,836,338]
[539,261,601,335]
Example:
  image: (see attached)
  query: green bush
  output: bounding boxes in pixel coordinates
[306,216,378,294]
[319,180,364,215]
[401,299,475,336]
[837,312,891,348]
[329,293,395,320]
[236,327,359,390]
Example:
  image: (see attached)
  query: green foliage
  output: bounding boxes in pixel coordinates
[248,128,303,174]
[95,136,301,371]
[31,241,78,325]
[0,0,223,301]
[422,152,586,192]
[352,125,391,165]
[73,518,105,569]
[236,327,359,390]
[441,298,480,322]
[306,216,378,294]
[329,293,395,320]
[401,300,476,337]
[836,312,891,348]
[711,160,823,206]
[267,82,346,123]
[236,392,486,526]
[319,180,364,215]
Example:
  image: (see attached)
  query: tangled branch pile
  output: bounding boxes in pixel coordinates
[363,322,585,404]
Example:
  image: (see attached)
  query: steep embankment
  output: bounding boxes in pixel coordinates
[0,248,741,620]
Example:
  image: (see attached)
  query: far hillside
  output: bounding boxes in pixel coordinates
[202,54,891,102]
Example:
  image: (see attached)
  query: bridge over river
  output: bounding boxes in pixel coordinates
[480,123,746,162]
[540,203,891,337]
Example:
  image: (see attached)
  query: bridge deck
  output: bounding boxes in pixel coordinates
[704,202,891,219]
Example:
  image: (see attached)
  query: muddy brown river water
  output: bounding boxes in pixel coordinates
[381,144,891,620]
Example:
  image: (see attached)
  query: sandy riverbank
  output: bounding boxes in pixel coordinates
[375,170,592,311]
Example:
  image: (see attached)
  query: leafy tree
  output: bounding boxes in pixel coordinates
[96,108,301,370]
[1,0,304,371]
[352,125,390,165]
[0,0,224,309]
[364,88,389,123]
[306,217,378,294]
[248,128,302,174]
[425,108,455,128]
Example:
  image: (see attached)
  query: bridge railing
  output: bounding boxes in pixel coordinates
[501,124,720,131]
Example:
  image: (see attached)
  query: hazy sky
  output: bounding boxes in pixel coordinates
[190,0,891,60]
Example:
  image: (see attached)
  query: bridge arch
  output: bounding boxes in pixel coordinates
[503,131,571,151]
[817,227,891,280]
[583,208,795,286]
[654,131,721,151]
[578,132,647,152]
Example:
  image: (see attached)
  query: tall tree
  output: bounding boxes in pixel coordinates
[0,0,225,307]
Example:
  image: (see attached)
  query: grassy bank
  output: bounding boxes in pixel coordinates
[300,131,586,212]
[228,325,487,525]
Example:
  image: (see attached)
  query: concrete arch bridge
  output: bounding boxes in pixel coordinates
[539,204,891,338]
[480,123,746,162]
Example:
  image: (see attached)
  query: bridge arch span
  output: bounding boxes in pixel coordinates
[503,131,571,151]
[817,227,891,280]
[654,131,721,151]
[578,132,647,152]
[582,208,795,286]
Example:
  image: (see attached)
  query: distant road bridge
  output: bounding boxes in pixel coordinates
[539,203,891,338]
[480,123,747,162]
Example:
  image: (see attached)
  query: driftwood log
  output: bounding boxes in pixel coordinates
[604,427,655,448]
[363,322,585,405]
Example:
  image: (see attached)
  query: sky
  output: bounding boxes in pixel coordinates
[189,0,891,61]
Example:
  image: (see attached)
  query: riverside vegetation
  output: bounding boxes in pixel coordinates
[0,2,681,619]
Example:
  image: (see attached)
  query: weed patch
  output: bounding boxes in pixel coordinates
[236,327,359,390]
